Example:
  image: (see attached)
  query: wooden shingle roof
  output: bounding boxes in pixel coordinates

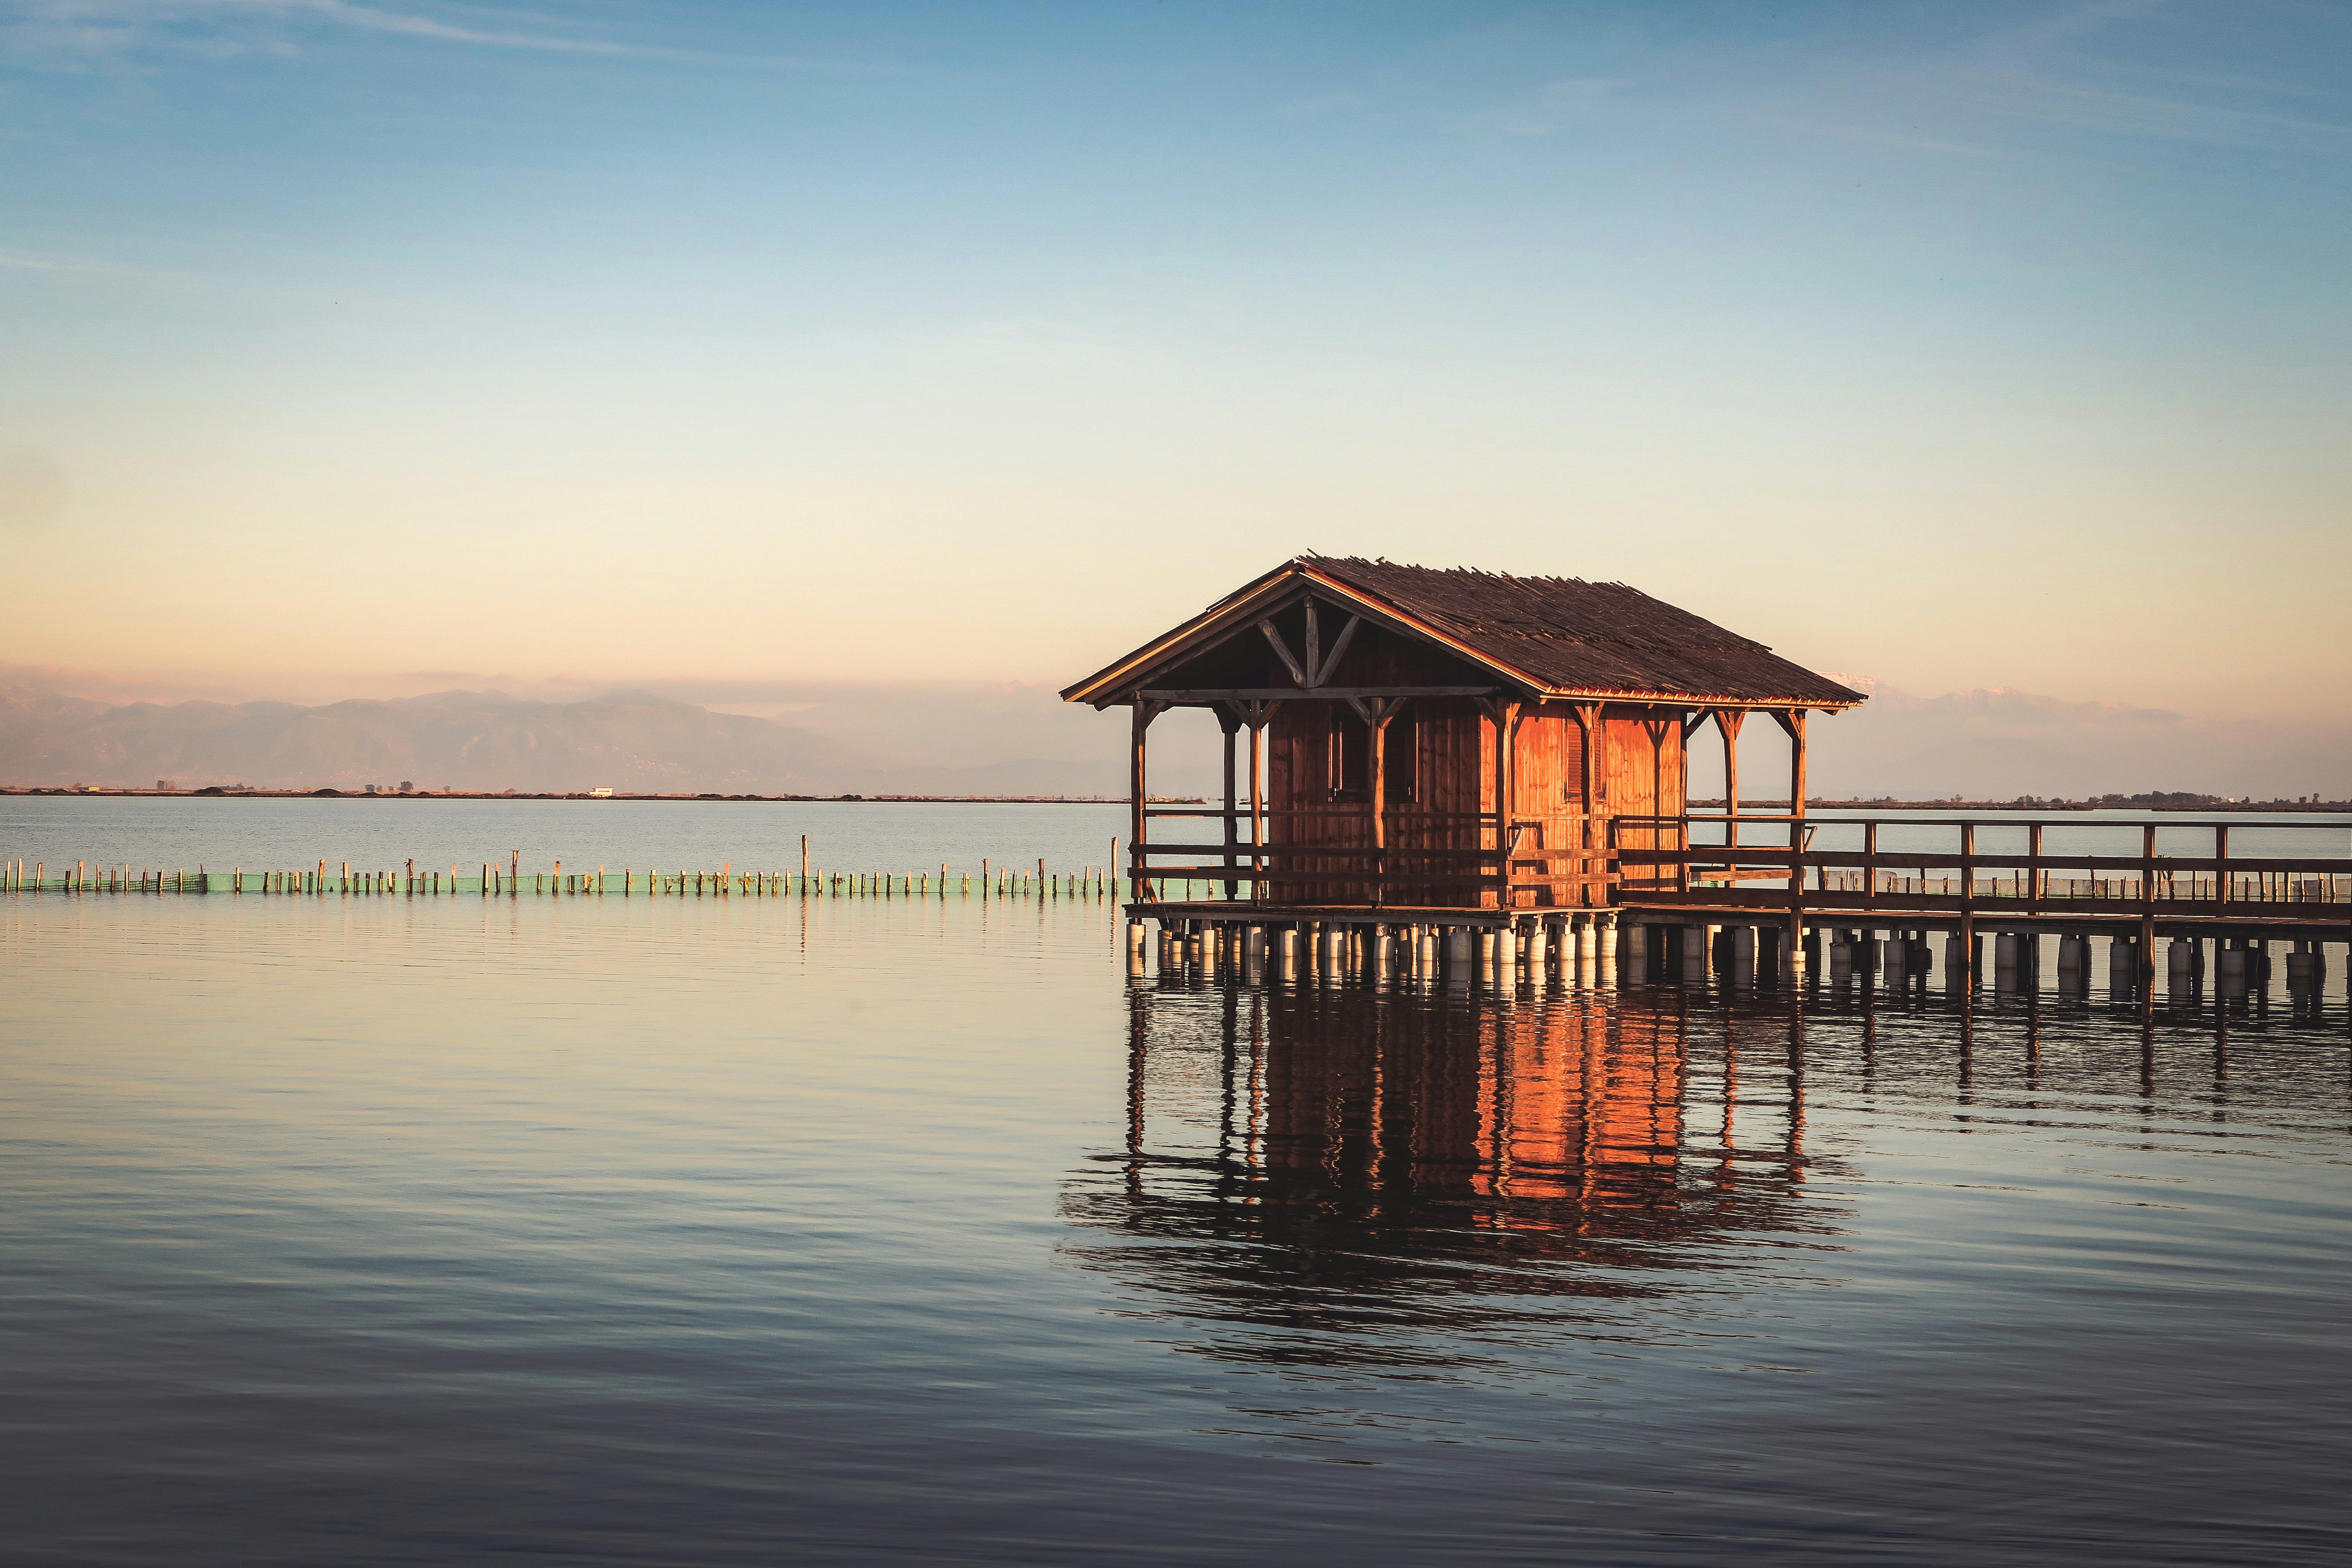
[1302,556,1864,707]
[1062,556,1864,709]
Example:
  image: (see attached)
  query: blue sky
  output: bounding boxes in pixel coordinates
[2,1,2347,727]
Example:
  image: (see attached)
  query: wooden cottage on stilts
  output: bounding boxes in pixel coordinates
[1063,555,1863,973]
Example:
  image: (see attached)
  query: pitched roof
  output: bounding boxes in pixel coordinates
[1062,555,1865,708]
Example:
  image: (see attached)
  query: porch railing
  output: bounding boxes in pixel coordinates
[1131,806,1616,906]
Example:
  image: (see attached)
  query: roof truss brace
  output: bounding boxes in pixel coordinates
[1258,618,1308,685]
[1258,596,1361,690]
[1222,697,1283,731]
[1341,694,1408,729]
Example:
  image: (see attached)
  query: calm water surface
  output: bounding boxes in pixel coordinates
[4,808,2350,1564]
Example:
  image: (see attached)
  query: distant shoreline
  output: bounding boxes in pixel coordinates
[0,788,1184,804]
[4,788,2343,814]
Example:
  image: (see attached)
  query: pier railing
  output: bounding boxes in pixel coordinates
[1608,814,2352,929]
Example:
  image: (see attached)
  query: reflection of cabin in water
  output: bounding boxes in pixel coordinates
[1060,987,1834,1347]
[1063,556,1863,919]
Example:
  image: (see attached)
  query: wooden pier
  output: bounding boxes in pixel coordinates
[1063,555,2348,1004]
[1120,807,2348,999]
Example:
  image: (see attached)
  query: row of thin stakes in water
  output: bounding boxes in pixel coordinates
[2,857,1165,899]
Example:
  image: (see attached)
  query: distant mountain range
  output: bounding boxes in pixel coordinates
[0,684,1130,797]
[3,671,2339,801]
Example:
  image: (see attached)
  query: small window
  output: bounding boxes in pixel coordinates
[1328,711,1417,802]
[1329,716,1366,800]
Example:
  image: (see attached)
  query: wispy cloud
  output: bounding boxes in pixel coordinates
[0,247,163,277]
[1775,0,2352,167]
[1453,74,1620,137]
[1429,0,2352,166]
[1938,68,2352,160]
[285,0,658,58]
[3,0,891,68]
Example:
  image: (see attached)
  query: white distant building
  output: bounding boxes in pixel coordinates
[590,788,614,798]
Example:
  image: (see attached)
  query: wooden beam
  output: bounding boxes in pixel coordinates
[1143,842,1585,862]
[1138,686,1496,701]
[1302,599,1320,685]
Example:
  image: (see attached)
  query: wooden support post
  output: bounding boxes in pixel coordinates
[1364,698,1401,908]
[1574,703,1605,910]
[1958,820,1976,976]
[1228,698,1279,899]
[1773,709,1810,969]
[1478,697,1521,910]
[1863,821,1879,912]
[1131,699,1154,903]
[1640,713,1675,900]
[1718,708,1745,851]
[1777,708,1807,820]
[1219,705,1242,901]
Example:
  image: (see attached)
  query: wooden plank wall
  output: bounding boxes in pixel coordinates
[1261,624,1494,906]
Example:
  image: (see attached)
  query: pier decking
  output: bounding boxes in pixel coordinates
[1120,808,2350,1009]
